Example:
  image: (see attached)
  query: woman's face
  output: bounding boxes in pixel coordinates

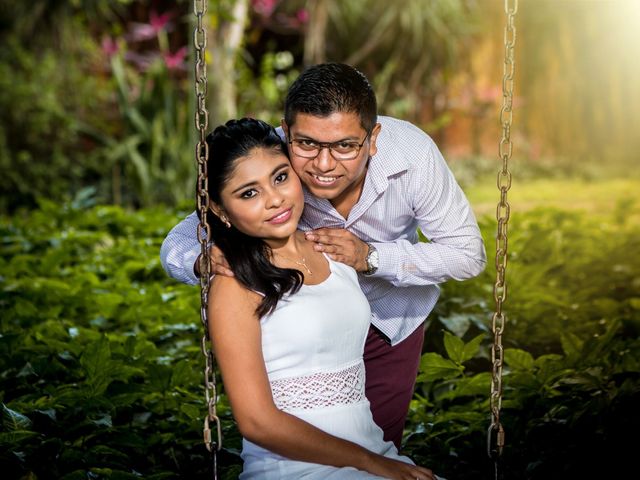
[217,147,304,246]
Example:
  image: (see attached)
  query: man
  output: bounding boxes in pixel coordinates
[160,63,486,448]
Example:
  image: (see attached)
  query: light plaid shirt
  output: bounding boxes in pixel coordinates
[160,116,486,345]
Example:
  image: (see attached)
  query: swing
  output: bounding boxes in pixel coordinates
[191,1,519,478]
[193,1,222,478]
[488,1,517,479]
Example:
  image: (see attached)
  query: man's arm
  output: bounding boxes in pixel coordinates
[160,211,201,285]
[371,141,486,287]
[307,138,486,287]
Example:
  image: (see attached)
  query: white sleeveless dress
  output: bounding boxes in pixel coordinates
[240,255,414,479]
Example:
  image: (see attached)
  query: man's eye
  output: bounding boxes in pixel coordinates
[298,139,318,147]
[334,142,357,152]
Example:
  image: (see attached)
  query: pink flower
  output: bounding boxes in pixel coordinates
[129,10,175,42]
[101,36,120,58]
[163,46,188,70]
[295,9,309,24]
[253,0,278,17]
[150,10,174,34]
[129,23,155,42]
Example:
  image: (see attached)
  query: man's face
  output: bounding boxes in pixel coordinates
[282,112,381,203]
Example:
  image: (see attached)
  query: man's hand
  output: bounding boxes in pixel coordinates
[304,228,369,272]
[194,244,234,278]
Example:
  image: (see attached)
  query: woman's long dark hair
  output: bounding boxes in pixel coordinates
[198,117,303,317]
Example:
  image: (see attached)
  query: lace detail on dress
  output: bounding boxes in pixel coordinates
[270,362,365,412]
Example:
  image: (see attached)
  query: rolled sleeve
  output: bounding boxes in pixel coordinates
[159,211,202,286]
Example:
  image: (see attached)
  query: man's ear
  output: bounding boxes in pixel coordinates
[368,122,382,157]
[280,118,289,139]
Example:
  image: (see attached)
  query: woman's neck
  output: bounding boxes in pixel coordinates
[266,230,307,258]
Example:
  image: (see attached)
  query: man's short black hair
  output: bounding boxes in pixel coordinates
[284,63,377,133]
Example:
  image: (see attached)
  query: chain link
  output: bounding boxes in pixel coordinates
[193,0,222,476]
[488,0,518,467]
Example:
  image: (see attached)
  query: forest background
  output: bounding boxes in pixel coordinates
[1,0,639,479]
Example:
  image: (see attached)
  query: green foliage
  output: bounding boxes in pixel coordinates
[0,1,195,212]
[427,202,640,355]
[406,202,640,478]
[236,50,299,127]
[0,200,242,479]
[1,196,639,478]
[406,318,640,478]
[0,37,109,212]
[0,1,133,44]
[325,0,479,122]
[91,52,194,207]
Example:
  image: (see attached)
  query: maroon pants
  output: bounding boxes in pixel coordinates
[363,323,425,449]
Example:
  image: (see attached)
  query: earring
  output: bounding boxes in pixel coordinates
[221,216,231,228]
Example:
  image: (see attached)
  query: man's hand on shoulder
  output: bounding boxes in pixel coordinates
[304,228,369,272]
[195,244,234,278]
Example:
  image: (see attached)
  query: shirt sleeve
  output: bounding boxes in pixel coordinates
[371,138,487,287]
[159,211,202,285]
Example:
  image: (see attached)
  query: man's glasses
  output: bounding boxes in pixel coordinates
[288,131,371,161]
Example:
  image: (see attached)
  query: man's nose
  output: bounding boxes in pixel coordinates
[313,147,337,172]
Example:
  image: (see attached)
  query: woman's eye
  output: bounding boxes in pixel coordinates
[275,172,288,183]
[240,189,257,199]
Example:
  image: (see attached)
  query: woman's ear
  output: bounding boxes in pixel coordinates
[209,202,231,228]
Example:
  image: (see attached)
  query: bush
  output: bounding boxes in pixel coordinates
[0,38,109,212]
[406,201,640,479]
[0,200,241,479]
[1,197,639,479]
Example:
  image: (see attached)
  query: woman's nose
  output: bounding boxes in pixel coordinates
[266,188,285,208]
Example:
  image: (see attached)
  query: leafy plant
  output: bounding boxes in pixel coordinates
[0,199,241,479]
[1,192,639,478]
[405,319,640,479]
[0,37,109,213]
[405,201,640,478]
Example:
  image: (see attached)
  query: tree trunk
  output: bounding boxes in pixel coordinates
[208,0,250,127]
[303,0,329,66]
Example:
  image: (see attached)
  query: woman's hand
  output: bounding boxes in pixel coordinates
[366,454,436,480]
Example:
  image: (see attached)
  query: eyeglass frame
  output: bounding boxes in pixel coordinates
[287,131,372,161]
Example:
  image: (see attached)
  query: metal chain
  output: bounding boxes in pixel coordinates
[488,0,517,470]
[193,0,222,477]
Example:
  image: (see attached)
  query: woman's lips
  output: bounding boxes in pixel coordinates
[267,208,293,224]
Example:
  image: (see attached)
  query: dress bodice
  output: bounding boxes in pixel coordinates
[260,256,371,384]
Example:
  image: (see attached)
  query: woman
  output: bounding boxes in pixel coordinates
[203,117,437,480]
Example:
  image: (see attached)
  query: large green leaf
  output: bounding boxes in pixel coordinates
[504,348,534,371]
[1,403,32,430]
[418,352,464,382]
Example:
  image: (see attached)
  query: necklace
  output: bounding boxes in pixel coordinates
[274,252,313,275]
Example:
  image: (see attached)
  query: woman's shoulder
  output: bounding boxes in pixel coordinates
[209,275,262,316]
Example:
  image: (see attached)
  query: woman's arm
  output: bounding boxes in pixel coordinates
[207,276,434,480]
